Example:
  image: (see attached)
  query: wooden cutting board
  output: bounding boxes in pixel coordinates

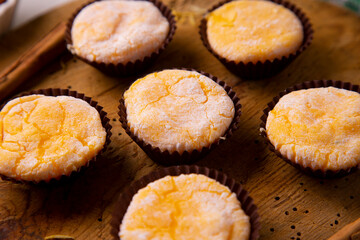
[0,0,359,239]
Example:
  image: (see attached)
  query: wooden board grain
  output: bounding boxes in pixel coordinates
[0,0,360,239]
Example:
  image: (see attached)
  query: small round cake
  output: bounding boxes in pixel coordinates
[265,87,360,172]
[0,95,106,182]
[119,174,250,240]
[124,69,235,154]
[70,0,170,64]
[206,0,304,64]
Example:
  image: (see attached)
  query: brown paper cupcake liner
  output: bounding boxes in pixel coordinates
[199,0,314,79]
[260,80,360,178]
[65,0,176,76]
[0,88,112,184]
[110,165,260,240]
[118,68,242,166]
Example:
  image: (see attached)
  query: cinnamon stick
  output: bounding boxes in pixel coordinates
[329,218,360,240]
[0,22,67,102]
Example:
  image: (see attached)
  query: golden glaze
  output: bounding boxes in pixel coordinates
[266,87,360,171]
[0,95,106,182]
[206,0,303,64]
[120,174,250,240]
[124,70,234,154]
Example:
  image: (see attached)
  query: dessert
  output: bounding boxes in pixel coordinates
[67,0,175,75]
[119,174,251,240]
[200,0,313,79]
[123,69,235,155]
[0,94,107,182]
[206,0,304,64]
[265,87,360,172]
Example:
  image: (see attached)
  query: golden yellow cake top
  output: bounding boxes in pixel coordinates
[70,0,169,64]
[0,95,106,182]
[265,87,360,171]
[124,69,235,154]
[120,174,250,240]
[206,0,303,64]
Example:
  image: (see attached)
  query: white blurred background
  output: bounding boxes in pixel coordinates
[11,0,74,29]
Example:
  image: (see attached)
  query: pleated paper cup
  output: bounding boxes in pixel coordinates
[0,88,112,184]
[118,68,242,166]
[199,0,314,79]
[260,80,360,178]
[65,0,177,76]
[111,165,261,240]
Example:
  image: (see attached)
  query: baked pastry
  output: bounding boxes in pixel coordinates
[200,0,313,79]
[206,0,303,64]
[67,0,175,75]
[265,87,360,172]
[0,95,107,182]
[123,69,235,155]
[119,173,251,240]
[70,0,169,64]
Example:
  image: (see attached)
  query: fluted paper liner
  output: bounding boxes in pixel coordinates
[65,0,177,76]
[118,68,242,165]
[110,165,261,240]
[0,88,112,184]
[260,80,360,178]
[199,0,314,79]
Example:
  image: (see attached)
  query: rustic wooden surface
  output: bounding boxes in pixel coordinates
[0,0,359,239]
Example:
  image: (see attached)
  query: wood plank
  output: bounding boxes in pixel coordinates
[0,0,359,239]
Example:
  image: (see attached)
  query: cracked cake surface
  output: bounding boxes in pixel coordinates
[70,0,169,64]
[119,174,250,240]
[0,95,106,182]
[266,87,360,171]
[124,69,235,154]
